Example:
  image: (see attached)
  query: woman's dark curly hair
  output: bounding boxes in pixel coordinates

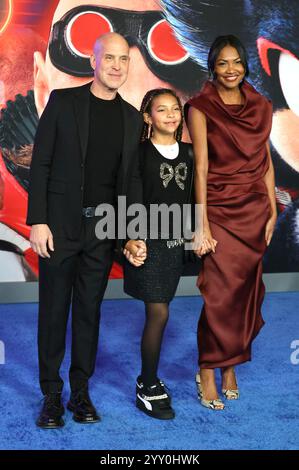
[140,88,184,142]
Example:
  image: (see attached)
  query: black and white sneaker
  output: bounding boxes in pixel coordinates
[136,376,175,420]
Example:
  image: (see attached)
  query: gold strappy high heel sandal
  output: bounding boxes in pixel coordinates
[195,373,225,410]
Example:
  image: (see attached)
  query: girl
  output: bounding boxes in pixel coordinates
[123,88,194,420]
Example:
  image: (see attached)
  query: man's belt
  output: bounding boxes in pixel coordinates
[82,206,97,217]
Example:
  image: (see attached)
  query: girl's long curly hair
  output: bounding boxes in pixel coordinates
[140,88,184,143]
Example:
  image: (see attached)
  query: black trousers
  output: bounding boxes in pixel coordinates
[38,216,114,395]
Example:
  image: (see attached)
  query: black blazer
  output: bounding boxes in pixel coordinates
[26,82,143,243]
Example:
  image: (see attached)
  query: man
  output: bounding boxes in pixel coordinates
[27,32,146,428]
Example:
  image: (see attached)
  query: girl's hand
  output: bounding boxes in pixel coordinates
[265,214,277,246]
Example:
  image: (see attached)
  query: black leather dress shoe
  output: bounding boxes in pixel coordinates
[67,388,100,424]
[36,393,65,429]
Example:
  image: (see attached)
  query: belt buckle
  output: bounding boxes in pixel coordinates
[84,207,94,217]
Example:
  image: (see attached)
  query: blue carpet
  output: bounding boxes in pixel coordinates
[0,292,298,450]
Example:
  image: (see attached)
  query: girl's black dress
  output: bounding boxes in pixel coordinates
[124,140,193,303]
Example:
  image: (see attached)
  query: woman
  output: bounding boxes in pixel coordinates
[186,35,277,410]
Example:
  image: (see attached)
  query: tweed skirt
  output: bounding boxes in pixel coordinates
[124,239,184,303]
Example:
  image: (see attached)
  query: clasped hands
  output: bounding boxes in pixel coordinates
[123,240,147,267]
[192,227,218,257]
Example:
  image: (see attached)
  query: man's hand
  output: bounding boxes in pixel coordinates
[30,224,54,258]
[123,240,147,267]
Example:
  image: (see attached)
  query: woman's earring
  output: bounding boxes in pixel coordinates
[147,123,152,139]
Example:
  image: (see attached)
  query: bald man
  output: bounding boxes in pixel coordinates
[27,33,146,428]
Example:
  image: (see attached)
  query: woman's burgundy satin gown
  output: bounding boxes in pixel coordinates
[187,80,273,368]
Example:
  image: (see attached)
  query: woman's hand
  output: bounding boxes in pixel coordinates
[265,214,277,246]
[123,240,147,267]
